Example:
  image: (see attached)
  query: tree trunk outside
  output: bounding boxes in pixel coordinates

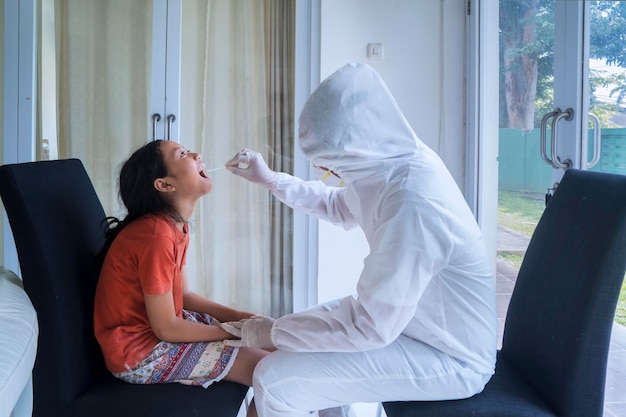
[502,0,539,132]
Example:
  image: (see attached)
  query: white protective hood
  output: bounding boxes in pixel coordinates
[298,62,418,184]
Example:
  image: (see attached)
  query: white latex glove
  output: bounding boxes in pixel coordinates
[225,148,279,191]
[220,315,276,350]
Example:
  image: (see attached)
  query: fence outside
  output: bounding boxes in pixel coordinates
[499,128,626,193]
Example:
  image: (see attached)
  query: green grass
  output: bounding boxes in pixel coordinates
[497,191,545,236]
[617,282,626,325]
[497,190,626,326]
[497,252,524,270]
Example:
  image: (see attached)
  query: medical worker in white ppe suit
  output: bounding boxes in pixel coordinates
[222,62,497,417]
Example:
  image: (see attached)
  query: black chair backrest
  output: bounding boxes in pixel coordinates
[501,169,626,417]
[0,159,109,409]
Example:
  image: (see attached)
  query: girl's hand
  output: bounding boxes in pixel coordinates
[221,316,276,350]
[239,312,262,320]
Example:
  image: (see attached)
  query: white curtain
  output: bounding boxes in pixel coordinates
[264,1,294,317]
[55,0,152,218]
[54,0,293,316]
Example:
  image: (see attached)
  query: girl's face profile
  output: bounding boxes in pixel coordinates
[157,140,213,199]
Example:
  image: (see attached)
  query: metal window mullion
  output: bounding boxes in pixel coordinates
[3,0,38,273]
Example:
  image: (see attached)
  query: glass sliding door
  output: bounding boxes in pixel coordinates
[178,1,295,316]
[587,2,626,175]
[498,0,626,314]
[498,0,555,269]
[54,0,153,213]
[3,0,295,316]
[43,0,295,316]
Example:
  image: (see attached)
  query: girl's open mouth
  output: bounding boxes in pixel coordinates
[199,164,207,178]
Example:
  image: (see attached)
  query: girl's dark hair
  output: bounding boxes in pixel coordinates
[93,140,183,274]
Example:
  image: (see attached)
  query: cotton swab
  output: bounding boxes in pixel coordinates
[203,166,226,173]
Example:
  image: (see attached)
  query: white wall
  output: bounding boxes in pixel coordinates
[315,5,477,414]
[320,0,466,182]
[317,0,468,304]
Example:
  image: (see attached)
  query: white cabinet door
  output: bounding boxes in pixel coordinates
[150,0,180,142]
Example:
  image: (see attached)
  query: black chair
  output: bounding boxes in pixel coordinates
[383,168,626,417]
[0,159,249,417]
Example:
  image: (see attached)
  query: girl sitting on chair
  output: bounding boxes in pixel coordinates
[93,140,268,417]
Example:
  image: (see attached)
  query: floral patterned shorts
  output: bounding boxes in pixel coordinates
[114,310,239,388]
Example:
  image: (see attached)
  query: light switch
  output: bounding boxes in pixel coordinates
[367,43,384,61]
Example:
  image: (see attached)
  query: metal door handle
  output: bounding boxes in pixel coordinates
[550,108,574,169]
[540,109,560,167]
[152,113,161,142]
[167,114,176,141]
[587,113,601,169]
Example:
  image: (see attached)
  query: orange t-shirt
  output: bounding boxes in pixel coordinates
[94,214,189,373]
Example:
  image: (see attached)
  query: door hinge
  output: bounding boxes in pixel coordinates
[467,0,472,16]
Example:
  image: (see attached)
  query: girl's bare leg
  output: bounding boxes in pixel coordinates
[224,347,269,386]
[247,399,258,417]
[223,347,270,417]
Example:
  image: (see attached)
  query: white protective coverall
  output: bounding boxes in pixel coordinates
[225,62,497,417]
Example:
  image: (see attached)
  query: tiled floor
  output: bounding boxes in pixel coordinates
[496,261,626,417]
